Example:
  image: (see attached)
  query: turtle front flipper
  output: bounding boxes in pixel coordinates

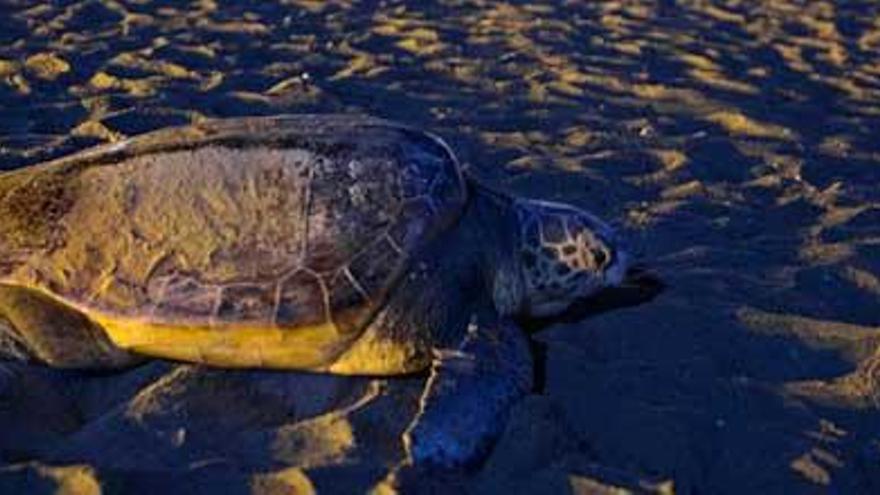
[403,315,533,469]
[0,284,139,369]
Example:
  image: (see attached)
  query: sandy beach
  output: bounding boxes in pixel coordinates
[1,1,879,493]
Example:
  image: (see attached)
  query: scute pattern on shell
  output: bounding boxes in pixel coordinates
[1,116,467,340]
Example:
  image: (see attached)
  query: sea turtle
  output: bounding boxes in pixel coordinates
[0,114,628,468]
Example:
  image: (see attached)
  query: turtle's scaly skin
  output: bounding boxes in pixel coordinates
[0,115,466,370]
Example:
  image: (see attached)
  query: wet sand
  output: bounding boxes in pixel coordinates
[1,1,879,493]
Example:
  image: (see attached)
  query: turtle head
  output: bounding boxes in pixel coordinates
[511,199,629,318]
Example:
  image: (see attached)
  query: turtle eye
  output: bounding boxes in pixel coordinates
[591,247,608,267]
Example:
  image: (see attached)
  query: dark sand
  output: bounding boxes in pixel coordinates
[1,1,879,493]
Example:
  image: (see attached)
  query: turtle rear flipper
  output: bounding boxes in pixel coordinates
[403,315,533,469]
[0,284,138,369]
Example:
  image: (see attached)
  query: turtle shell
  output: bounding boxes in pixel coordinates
[0,115,467,369]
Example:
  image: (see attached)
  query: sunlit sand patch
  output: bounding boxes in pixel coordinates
[8,464,102,495]
[289,0,349,13]
[0,59,19,78]
[271,381,383,467]
[688,68,759,95]
[568,472,674,495]
[818,205,869,229]
[271,413,356,467]
[688,3,746,24]
[818,136,852,158]
[678,53,718,72]
[85,71,159,97]
[396,32,445,56]
[373,16,446,56]
[36,464,102,495]
[87,72,119,91]
[452,3,599,104]
[1,73,31,96]
[859,25,880,52]
[265,76,324,103]
[331,42,390,80]
[789,448,839,486]
[734,146,804,182]
[674,49,757,96]
[736,307,879,364]
[625,149,690,187]
[71,120,123,142]
[176,43,219,60]
[653,149,687,170]
[24,53,70,81]
[197,19,270,35]
[624,199,692,229]
[562,126,597,149]
[799,242,855,266]
[704,111,795,140]
[840,266,880,297]
[251,467,316,495]
[478,127,616,172]
[424,56,496,90]
[784,346,880,409]
[109,52,199,80]
[630,83,704,109]
[480,130,547,150]
[660,180,704,200]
